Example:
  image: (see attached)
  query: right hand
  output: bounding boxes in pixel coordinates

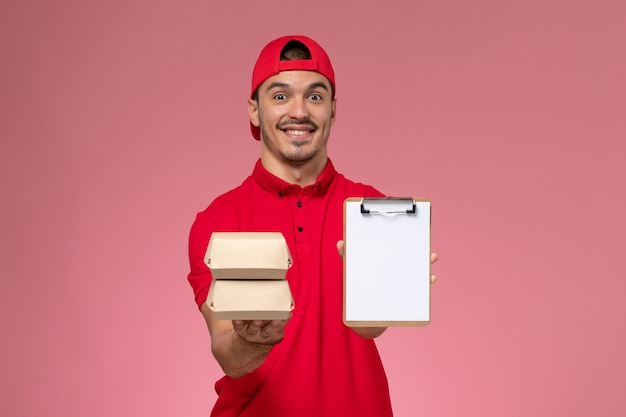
[232,317,291,346]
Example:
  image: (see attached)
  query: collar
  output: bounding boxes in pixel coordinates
[252,158,337,198]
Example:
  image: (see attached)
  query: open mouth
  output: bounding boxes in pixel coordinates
[279,120,318,137]
[282,129,313,137]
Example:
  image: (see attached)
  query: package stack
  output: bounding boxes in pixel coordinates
[204,232,294,320]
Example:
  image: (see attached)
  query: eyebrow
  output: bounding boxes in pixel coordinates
[307,82,330,92]
[266,81,330,92]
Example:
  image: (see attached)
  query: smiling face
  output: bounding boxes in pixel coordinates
[248,70,337,175]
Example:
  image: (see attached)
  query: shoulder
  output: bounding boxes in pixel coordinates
[193,176,255,228]
[333,172,385,198]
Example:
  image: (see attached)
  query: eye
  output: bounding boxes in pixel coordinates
[273,93,287,100]
[309,93,322,101]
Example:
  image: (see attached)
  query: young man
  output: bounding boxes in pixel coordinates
[187,35,437,417]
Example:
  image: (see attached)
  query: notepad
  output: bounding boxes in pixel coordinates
[343,197,431,326]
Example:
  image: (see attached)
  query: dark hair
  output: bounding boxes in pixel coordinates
[280,41,312,61]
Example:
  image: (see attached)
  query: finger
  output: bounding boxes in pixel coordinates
[336,240,345,257]
[232,320,248,331]
[244,320,266,336]
[259,320,282,338]
[430,274,437,284]
[430,252,439,264]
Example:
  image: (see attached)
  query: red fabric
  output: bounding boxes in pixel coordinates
[187,159,392,417]
[250,35,335,100]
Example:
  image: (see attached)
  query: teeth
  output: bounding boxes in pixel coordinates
[286,130,308,136]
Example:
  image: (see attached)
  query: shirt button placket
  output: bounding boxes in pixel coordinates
[296,200,304,234]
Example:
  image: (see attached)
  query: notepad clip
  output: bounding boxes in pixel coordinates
[360,197,417,215]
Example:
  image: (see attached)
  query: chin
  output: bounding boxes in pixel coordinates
[282,151,317,165]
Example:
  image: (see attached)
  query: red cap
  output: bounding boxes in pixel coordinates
[249,35,336,140]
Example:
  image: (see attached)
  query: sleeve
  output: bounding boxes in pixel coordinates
[186,211,213,309]
[186,197,239,309]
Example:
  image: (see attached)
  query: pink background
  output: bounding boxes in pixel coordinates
[1,1,625,416]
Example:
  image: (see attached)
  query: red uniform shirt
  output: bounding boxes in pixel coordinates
[187,159,392,417]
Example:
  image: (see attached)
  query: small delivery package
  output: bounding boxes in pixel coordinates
[204,232,294,320]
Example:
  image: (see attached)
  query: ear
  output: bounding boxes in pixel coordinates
[330,98,337,127]
[248,98,260,127]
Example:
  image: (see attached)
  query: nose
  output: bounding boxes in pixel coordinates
[288,96,310,120]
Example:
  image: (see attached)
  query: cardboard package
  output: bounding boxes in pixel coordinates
[204,232,294,320]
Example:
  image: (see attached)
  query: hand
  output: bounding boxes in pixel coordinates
[232,318,290,346]
[430,252,439,284]
[337,240,440,284]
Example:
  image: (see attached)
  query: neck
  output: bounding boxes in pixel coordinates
[260,154,328,186]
